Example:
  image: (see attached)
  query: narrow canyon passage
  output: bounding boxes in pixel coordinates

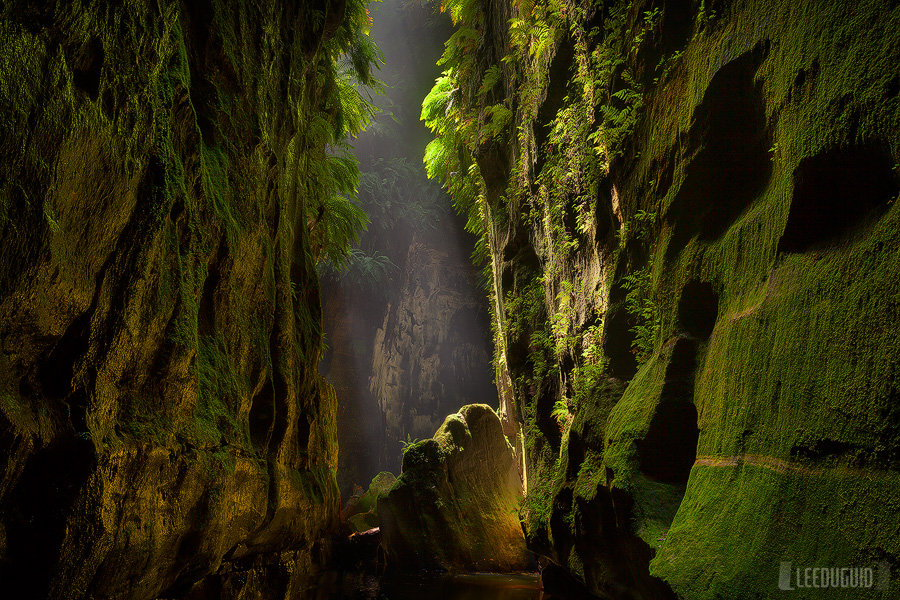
[317,0,499,499]
[0,1,898,599]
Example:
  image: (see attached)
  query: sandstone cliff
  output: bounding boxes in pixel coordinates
[0,1,371,597]
[379,404,532,572]
[319,0,498,495]
[424,0,900,597]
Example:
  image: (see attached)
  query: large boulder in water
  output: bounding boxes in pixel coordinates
[378,404,533,571]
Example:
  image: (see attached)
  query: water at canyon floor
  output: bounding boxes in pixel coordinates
[311,571,546,600]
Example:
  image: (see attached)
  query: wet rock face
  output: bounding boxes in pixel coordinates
[428,0,900,597]
[322,216,497,498]
[0,1,347,597]
[378,404,533,572]
[369,231,497,465]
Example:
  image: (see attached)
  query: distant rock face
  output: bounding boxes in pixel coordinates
[378,404,533,572]
[369,231,497,461]
[322,219,497,496]
[0,1,359,597]
[318,0,497,498]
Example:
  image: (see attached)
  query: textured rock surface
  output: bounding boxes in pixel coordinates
[378,404,532,572]
[424,0,900,597]
[319,0,497,498]
[0,1,362,597]
[322,217,497,496]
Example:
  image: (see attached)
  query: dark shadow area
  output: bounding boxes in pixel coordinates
[790,438,864,466]
[603,302,638,381]
[660,337,698,403]
[548,487,575,559]
[677,279,719,339]
[540,563,596,600]
[637,400,699,482]
[566,429,584,480]
[878,385,900,470]
[38,312,90,400]
[638,337,700,482]
[594,181,618,246]
[71,36,104,101]
[535,35,575,168]
[885,76,900,99]
[249,378,275,450]
[297,415,311,453]
[635,0,692,89]
[666,43,772,259]
[536,382,563,450]
[0,435,96,599]
[778,142,899,253]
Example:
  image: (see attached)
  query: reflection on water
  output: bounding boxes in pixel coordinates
[311,571,547,600]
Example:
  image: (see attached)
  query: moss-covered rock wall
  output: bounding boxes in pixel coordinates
[0,1,371,597]
[424,0,900,597]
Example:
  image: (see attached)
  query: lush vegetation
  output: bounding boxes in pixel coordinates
[423,0,900,596]
[421,0,665,538]
[306,4,385,271]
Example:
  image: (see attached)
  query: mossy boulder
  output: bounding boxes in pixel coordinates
[345,471,396,533]
[378,404,533,571]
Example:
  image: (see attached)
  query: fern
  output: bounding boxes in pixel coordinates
[310,192,369,269]
[551,399,570,428]
[622,266,659,363]
[319,248,397,290]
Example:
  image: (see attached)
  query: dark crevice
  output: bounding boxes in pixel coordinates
[660,337,698,403]
[534,35,575,176]
[38,313,91,400]
[637,401,699,483]
[199,241,228,337]
[565,429,584,480]
[297,415,311,453]
[638,337,700,482]
[885,76,900,99]
[666,43,772,259]
[249,378,275,451]
[677,279,719,339]
[778,142,899,253]
[2,436,96,598]
[536,381,562,450]
[71,37,104,101]
[788,59,819,103]
[594,181,618,246]
[603,302,637,381]
[655,154,675,201]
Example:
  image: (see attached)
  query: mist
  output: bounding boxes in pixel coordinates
[319,0,498,499]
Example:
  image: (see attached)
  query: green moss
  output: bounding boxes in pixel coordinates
[425,0,900,594]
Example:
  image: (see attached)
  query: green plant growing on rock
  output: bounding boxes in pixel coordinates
[399,433,421,456]
[318,248,397,291]
[570,314,608,412]
[622,266,659,364]
[551,398,571,429]
[306,18,385,269]
[550,280,575,356]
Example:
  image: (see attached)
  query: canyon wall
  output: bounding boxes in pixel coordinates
[321,198,497,493]
[425,0,900,597]
[319,0,498,494]
[0,1,369,597]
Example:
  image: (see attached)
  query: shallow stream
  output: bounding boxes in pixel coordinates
[311,572,547,600]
